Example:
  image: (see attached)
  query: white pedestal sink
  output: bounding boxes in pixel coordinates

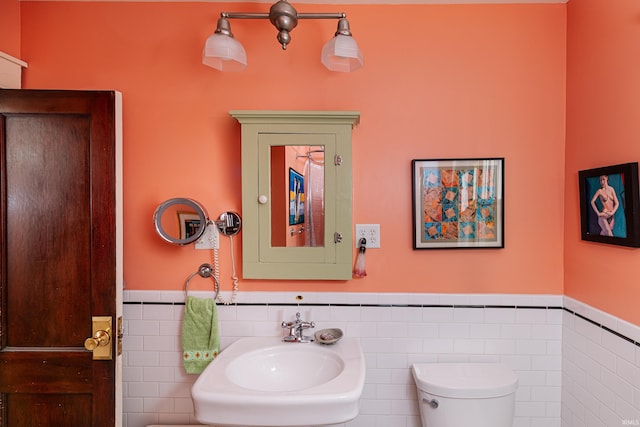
[191,336,366,426]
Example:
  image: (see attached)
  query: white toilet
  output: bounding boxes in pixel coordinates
[411,363,518,427]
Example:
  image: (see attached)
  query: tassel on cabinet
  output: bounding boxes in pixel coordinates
[353,238,367,278]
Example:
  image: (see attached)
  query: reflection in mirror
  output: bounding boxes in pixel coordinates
[153,198,209,245]
[217,211,242,236]
[270,146,325,247]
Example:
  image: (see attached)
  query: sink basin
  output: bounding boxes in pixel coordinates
[191,336,366,426]
[226,345,344,392]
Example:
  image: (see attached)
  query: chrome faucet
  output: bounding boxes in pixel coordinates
[281,312,315,343]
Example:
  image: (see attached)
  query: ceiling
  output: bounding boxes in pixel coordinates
[22,0,568,4]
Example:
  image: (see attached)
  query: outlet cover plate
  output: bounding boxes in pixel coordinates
[355,224,380,248]
[195,225,220,250]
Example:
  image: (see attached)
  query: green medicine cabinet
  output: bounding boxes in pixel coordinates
[231,110,360,280]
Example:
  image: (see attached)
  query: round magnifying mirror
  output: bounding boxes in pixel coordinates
[153,198,209,245]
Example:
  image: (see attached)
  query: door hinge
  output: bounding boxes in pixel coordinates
[334,232,343,244]
[334,154,343,166]
[117,316,123,356]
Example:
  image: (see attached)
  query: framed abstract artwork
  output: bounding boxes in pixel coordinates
[412,158,504,249]
[578,162,640,247]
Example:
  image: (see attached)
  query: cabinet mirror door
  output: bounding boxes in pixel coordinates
[258,134,338,265]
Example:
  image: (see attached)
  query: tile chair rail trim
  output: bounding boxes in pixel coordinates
[123,300,639,348]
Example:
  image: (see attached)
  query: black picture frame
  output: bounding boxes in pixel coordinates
[412,158,505,249]
[578,162,640,247]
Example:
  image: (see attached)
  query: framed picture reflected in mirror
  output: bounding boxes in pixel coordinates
[289,168,305,226]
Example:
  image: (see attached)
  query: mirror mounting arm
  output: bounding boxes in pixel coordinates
[215,212,242,236]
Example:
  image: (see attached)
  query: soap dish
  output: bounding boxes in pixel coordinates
[314,328,343,345]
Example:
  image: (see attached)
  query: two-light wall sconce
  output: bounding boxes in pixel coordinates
[202,0,364,72]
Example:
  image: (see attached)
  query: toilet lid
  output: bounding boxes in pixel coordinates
[412,363,519,398]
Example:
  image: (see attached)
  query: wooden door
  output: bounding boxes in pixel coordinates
[0,90,122,427]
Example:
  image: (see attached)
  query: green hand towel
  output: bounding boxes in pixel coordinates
[182,296,220,374]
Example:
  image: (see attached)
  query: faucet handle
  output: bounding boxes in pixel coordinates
[299,320,315,331]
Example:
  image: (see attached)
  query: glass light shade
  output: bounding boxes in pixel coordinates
[321,35,364,72]
[202,33,247,72]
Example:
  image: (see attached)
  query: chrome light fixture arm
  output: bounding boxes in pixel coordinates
[203,0,363,71]
[221,3,348,51]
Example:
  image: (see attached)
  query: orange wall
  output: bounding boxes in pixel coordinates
[20,3,566,296]
[0,0,21,57]
[565,0,640,325]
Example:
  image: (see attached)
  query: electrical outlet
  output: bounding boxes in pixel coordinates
[195,224,220,250]
[355,224,380,248]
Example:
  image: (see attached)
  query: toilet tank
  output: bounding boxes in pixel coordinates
[412,363,518,427]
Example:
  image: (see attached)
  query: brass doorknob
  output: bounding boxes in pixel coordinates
[84,329,111,351]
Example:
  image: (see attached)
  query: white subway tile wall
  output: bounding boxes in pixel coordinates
[561,297,640,427]
[121,292,639,427]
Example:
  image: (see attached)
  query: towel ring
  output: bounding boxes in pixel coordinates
[185,263,220,300]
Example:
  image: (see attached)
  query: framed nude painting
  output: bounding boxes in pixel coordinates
[578,162,640,247]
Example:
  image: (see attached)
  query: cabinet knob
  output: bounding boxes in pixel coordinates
[258,195,268,204]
